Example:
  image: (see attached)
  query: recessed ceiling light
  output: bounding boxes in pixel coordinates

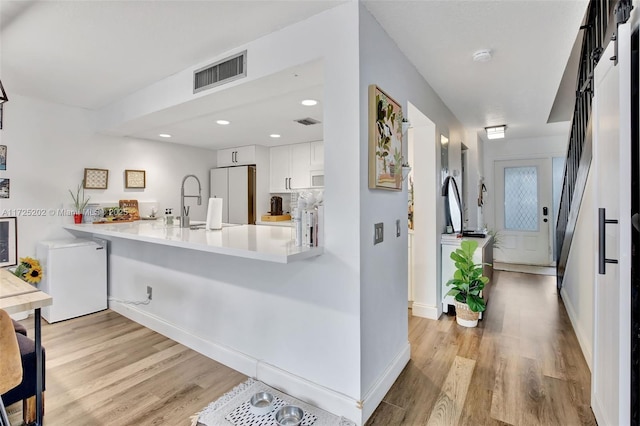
[270,134,281,138]
[158,133,172,138]
[301,99,318,106]
[216,120,230,125]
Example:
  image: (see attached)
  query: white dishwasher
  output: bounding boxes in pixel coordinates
[36,238,107,323]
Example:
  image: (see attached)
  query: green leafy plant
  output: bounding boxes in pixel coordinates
[446,240,489,312]
[69,180,90,213]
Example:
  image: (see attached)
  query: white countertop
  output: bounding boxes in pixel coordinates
[63,221,323,264]
[255,220,294,227]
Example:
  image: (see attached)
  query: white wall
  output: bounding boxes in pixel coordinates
[358,4,465,409]
[463,130,482,230]
[0,94,216,256]
[560,166,594,370]
[80,3,365,423]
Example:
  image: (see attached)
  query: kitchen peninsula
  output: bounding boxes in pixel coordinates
[64,221,322,263]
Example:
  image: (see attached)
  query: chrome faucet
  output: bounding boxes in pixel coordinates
[180,174,202,228]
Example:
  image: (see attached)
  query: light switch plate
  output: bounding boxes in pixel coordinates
[374,222,384,245]
[396,219,401,237]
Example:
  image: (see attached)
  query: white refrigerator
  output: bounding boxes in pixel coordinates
[210,165,256,224]
[36,238,107,323]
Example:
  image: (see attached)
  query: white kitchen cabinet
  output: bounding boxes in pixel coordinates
[310,140,324,169]
[269,142,311,192]
[217,145,256,167]
[441,235,493,318]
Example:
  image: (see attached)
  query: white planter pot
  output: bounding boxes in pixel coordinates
[454,300,479,328]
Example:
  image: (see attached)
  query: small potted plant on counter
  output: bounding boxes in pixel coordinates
[445,239,489,327]
[69,180,90,224]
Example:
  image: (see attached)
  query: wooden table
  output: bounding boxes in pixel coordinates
[0,269,52,426]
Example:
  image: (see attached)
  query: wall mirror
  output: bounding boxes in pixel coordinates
[440,134,449,184]
[443,176,463,234]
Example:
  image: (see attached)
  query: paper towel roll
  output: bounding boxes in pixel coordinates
[205,198,223,230]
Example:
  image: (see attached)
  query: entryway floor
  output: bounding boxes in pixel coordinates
[493,262,556,276]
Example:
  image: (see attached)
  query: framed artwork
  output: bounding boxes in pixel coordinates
[368,84,403,190]
[125,169,146,189]
[84,168,109,189]
[0,217,17,267]
[0,178,9,199]
[0,145,6,170]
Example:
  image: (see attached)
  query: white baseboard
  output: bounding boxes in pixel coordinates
[110,301,256,377]
[411,302,440,319]
[257,362,362,425]
[110,301,364,424]
[361,342,411,423]
[559,288,592,371]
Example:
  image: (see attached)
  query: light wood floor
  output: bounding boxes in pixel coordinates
[367,270,595,425]
[8,270,594,425]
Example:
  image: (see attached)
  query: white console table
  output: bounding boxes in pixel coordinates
[441,234,493,318]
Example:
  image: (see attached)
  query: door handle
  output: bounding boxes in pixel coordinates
[288,178,291,189]
[543,207,548,216]
[285,178,288,190]
[598,207,619,275]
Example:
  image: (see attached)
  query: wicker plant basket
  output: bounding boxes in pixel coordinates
[454,300,480,327]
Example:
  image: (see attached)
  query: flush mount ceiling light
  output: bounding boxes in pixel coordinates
[473,49,492,62]
[485,125,506,140]
[158,133,172,138]
[216,120,230,125]
[301,99,318,106]
[270,134,281,138]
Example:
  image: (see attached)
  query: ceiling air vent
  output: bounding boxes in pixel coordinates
[193,50,247,94]
[295,117,321,126]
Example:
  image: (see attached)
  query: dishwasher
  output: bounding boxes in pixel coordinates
[36,238,107,323]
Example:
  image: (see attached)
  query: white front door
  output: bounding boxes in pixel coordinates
[591,27,632,426]
[494,158,552,265]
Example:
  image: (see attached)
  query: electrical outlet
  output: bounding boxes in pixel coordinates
[396,219,401,237]
[374,222,384,245]
[147,286,153,300]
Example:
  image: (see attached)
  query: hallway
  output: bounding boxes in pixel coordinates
[368,270,595,425]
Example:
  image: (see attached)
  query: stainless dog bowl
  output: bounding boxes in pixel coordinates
[274,405,304,426]
[249,392,274,415]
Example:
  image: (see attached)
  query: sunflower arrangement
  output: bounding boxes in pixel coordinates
[13,256,43,285]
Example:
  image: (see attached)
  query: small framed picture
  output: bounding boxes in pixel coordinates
[0,217,17,267]
[0,178,9,199]
[125,169,146,189]
[0,145,6,170]
[84,168,109,189]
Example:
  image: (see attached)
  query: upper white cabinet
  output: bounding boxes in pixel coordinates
[270,143,312,192]
[310,141,324,169]
[217,145,256,167]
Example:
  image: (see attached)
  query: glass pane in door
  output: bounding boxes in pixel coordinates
[504,166,538,231]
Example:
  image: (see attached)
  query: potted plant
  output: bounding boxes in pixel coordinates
[445,239,489,327]
[69,180,90,224]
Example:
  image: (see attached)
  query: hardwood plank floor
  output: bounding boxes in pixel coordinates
[7,269,594,425]
[8,310,246,426]
[368,270,596,425]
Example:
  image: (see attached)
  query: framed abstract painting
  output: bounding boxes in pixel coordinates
[368,85,403,190]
